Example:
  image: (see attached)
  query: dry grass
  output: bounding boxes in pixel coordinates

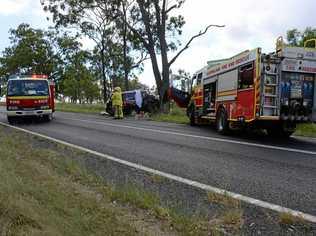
[148,174,166,184]
[0,127,138,236]
[1,126,240,236]
[279,212,306,226]
[207,191,241,209]
[220,209,244,227]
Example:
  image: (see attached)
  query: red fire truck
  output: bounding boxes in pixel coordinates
[187,38,316,137]
[6,75,55,124]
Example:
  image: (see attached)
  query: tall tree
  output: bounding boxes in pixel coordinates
[61,50,100,103]
[110,0,223,110]
[287,27,316,47]
[0,23,57,79]
[41,0,116,102]
[41,0,147,100]
[41,0,223,109]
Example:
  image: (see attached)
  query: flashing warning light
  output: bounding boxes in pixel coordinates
[31,74,48,79]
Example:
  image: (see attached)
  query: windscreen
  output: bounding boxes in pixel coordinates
[123,92,136,102]
[7,80,49,97]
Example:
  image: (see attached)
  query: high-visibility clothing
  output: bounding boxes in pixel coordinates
[112,87,123,106]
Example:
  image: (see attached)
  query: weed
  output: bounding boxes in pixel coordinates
[56,103,105,114]
[207,191,241,209]
[295,123,316,138]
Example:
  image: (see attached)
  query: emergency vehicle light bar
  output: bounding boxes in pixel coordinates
[31,75,48,79]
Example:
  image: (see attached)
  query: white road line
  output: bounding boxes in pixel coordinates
[61,117,316,155]
[1,121,316,224]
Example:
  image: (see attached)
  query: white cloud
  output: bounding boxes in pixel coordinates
[1,0,315,87]
[139,0,316,86]
[0,0,30,15]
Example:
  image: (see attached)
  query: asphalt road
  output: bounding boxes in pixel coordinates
[1,107,316,217]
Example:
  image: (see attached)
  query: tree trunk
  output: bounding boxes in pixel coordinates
[122,3,129,91]
[159,4,170,113]
[100,46,107,104]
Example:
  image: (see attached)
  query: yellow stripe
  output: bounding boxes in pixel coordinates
[257,116,280,121]
[254,48,261,116]
[7,96,49,100]
[228,118,255,123]
[218,90,237,97]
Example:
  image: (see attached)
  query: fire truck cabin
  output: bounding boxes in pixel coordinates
[6,75,55,124]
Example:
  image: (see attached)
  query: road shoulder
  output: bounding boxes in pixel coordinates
[1,124,315,235]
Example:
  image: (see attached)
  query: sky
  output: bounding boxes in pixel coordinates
[0,0,315,86]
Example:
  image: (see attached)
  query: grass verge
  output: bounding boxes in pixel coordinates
[151,104,189,124]
[295,123,316,138]
[55,102,105,114]
[0,126,243,235]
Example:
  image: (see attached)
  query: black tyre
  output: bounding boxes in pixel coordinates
[44,114,53,122]
[189,107,196,126]
[267,121,296,138]
[216,108,229,134]
[267,126,294,138]
[7,116,15,125]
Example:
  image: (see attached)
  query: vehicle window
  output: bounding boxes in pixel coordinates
[197,73,203,85]
[122,92,136,101]
[7,80,49,96]
[191,76,197,87]
[238,63,254,89]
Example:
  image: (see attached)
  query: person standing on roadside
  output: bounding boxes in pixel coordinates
[112,87,123,119]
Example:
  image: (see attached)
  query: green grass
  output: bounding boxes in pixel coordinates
[151,104,189,124]
[0,128,138,235]
[0,126,239,236]
[295,123,316,138]
[56,102,105,114]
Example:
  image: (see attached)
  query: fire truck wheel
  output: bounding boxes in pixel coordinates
[189,109,196,126]
[44,114,53,122]
[7,116,15,125]
[267,126,294,138]
[216,109,229,134]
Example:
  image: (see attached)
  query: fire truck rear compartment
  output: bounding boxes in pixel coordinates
[280,72,315,122]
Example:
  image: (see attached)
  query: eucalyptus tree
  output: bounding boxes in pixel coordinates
[110,0,224,110]
[41,0,224,109]
[287,27,316,47]
[41,0,146,100]
[0,23,57,79]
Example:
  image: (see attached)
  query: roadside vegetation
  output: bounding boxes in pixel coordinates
[0,126,247,235]
[151,104,189,124]
[56,102,105,114]
[295,123,316,138]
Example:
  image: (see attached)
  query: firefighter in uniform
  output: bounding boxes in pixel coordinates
[112,87,123,119]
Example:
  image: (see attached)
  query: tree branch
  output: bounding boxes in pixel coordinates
[165,4,177,14]
[168,24,225,67]
[131,52,150,69]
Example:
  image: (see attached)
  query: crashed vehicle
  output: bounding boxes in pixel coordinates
[106,90,159,115]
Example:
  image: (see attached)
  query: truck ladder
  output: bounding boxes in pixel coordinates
[261,70,280,116]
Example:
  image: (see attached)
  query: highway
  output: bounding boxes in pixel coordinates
[0,107,316,217]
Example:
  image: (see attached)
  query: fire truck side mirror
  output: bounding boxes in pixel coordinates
[276,36,284,53]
